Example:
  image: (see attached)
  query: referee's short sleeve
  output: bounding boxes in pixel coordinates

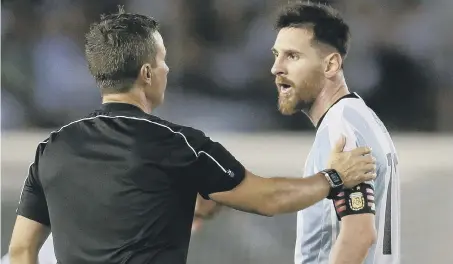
[184,129,246,200]
[16,144,51,226]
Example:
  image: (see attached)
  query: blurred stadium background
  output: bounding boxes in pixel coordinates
[1,0,452,263]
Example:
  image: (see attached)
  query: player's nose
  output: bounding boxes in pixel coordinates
[164,63,169,74]
[271,60,287,76]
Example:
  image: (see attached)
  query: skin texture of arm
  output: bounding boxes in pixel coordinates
[329,214,377,264]
[208,137,375,217]
[9,215,50,264]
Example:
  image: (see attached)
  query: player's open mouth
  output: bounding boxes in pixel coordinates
[278,84,292,94]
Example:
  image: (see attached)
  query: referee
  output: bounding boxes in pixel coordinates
[8,9,376,264]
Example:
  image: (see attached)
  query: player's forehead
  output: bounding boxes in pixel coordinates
[153,31,165,51]
[152,31,166,56]
[272,27,315,53]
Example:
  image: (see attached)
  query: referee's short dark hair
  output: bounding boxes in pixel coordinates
[275,1,351,60]
[85,6,160,94]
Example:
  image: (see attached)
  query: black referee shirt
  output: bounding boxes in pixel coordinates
[16,103,246,264]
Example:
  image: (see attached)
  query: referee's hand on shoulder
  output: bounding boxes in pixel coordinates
[327,136,377,188]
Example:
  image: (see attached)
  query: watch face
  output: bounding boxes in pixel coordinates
[329,171,342,186]
[331,173,341,183]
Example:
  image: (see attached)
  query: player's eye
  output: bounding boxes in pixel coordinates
[287,53,299,60]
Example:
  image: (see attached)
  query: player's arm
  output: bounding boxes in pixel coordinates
[10,144,51,264]
[192,133,376,217]
[322,121,376,263]
[329,184,377,264]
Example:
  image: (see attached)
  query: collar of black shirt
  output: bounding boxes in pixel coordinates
[101,103,145,114]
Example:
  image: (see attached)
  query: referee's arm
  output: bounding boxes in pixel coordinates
[10,144,51,264]
[191,133,375,217]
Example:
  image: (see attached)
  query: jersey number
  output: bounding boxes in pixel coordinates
[383,153,397,255]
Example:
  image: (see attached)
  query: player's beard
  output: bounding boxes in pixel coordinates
[278,69,325,115]
[278,89,299,115]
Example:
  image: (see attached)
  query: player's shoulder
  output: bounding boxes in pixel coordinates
[320,93,372,131]
[315,93,374,151]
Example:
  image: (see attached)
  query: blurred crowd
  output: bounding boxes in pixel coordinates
[2,0,453,132]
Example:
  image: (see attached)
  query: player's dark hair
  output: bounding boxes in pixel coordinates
[85,6,160,94]
[275,1,350,60]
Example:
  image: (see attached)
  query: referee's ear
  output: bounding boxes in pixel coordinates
[324,52,342,78]
[140,64,153,85]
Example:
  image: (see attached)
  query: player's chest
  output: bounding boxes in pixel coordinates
[303,145,320,177]
[303,130,331,177]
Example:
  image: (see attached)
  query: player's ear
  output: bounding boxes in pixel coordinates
[140,63,153,85]
[324,53,342,78]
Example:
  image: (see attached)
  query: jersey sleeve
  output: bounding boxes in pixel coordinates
[317,114,375,220]
[316,112,366,169]
[183,129,246,200]
[16,143,51,226]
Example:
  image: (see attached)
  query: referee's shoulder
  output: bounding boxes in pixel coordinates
[86,108,207,137]
[98,110,210,147]
[139,114,209,145]
[44,110,211,155]
[119,114,212,159]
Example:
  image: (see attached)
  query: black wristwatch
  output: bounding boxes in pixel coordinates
[320,169,344,199]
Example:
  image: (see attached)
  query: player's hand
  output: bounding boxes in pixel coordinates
[327,136,376,188]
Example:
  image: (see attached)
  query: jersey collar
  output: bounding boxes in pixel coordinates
[101,102,145,114]
[315,92,360,130]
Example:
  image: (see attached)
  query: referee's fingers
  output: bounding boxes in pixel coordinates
[332,135,346,153]
[363,164,377,173]
[363,171,377,181]
[351,146,372,156]
[360,155,376,164]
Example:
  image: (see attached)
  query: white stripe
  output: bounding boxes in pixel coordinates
[330,203,338,246]
[199,151,227,173]
[17,114,228,206]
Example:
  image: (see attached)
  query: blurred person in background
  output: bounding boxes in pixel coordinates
[270,2,401,264]
[6,7,376,264]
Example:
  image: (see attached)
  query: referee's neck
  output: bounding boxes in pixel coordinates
[102,91,153,114]
[308,75,349,127]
